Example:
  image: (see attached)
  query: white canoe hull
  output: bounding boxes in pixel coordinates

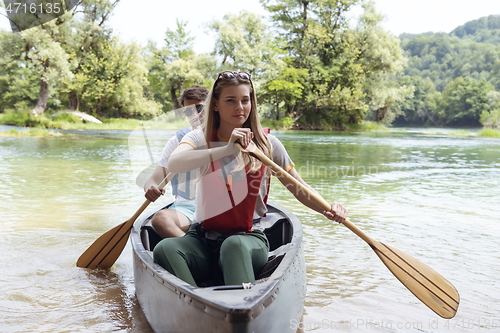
[131,202,306,333]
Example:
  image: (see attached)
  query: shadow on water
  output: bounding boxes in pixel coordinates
[83,269,153,333]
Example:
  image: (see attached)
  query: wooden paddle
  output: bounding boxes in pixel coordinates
[238,142,460,319]
[77,172,175,269]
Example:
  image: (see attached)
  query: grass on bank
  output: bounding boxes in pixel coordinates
[345,121,391,132]
[0,111,190,130]
[448,130,474,136]
[261,118,394,132]
[0,128,64,137]
[260,117,295,130]
[427,128,500,138]
[477,128,500,137]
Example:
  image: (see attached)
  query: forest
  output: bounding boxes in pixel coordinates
[396,14,500,127]
[1,0,499,130]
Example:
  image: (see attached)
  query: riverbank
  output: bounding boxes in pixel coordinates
[0,111,189,131]
[0,128,64,137]
[1,112,499,138]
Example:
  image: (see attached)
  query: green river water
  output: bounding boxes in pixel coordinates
[1,125,499,332]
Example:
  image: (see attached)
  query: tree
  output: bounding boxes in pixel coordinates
[451,15,500,38]
[262,0,366,128]
[147,20,207,111]
[19,17,74,115]
[208,10,304,120]
[394,15,500,126]
[72,39,161,117]
[435,77,494,126]
[396,76,439,126]
[0,0,157,118]
[261,65,308,120]
[480,108,500,129]
[58,0,121,111]
[0,31,39,112]
[401,21,500,91]
[354,1,412,125]
[207,10,275,75]
[479,90,500,128]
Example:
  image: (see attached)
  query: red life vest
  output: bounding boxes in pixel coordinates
[200,131,268,233]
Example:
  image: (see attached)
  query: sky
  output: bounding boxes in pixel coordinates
[1,0,499,53]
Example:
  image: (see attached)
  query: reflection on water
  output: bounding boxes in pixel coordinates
[1,127,499,332]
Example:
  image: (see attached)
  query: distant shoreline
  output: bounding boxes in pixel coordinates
[1,124,498,138]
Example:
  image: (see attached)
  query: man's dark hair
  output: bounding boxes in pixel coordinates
[178,85,209,106]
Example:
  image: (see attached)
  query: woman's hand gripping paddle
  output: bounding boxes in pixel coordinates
[77,173,174,269]
[238,142,459,319]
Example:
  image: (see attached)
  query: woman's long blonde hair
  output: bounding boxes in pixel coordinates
[202,74,272,174]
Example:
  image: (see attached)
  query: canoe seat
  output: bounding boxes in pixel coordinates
[140,226,163,252]
[255,243,290,280]
[262,214,293,251]
[256,254,284,280]
[139,211,293,283]
[141,212,293,252]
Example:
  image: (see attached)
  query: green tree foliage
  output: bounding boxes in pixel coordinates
[401,33,500,91]
[397,76,439,126]
[17,16,74,115]
[207,10,275,75]
[206,10,306,121]
[57,0,120,111]
[0,33,39,112]
[59,0,160,118]
[4,0,498,129]
[77,40,161,117]
[261,0,368,128]
[260,0,409,128]
[480,91,500,129]
[434,77,494,126]
[397,14,500,127]
[262,66,308,120]
[146,20,209,111]
[354,1,413,125]
[451,15,500,40]
[0,0,160,118]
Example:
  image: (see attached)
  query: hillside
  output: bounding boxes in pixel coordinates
[399,15,500,92]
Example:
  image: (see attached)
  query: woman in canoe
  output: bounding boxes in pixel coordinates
[153,71,347,286]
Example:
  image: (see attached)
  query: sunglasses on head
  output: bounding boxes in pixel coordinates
[183,104,204,117]
[217,71,251,81]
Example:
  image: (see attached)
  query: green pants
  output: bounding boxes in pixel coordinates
[153,227,269,286]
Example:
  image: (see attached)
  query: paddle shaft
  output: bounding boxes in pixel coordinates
[77,172,174,268]
[240,144,374,244]
[238,143,459,318]
[118,171,174,227]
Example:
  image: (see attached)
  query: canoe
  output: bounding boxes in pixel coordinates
[130,201,306,333]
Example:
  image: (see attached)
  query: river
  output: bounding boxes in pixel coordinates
[1,125,499,332]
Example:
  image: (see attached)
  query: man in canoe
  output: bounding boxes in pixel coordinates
[153,71,347,286]
[143,85,209,238]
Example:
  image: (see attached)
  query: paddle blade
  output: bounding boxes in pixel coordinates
[76,220,132,269]
[371,242,460,319]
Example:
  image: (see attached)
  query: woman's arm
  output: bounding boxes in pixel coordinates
[276,167,348,223]
[167,128,253,174]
